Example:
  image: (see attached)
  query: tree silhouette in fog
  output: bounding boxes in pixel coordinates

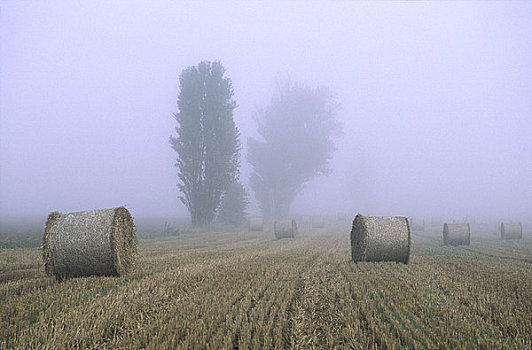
[170,60,241,227]
[218,181,249,226]
[247,82,341,221]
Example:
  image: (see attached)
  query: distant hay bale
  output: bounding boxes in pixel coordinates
[409,217,425,231]
[42,207,137,280]
[274,219,297,239]
[248,217,264,231]
[311,216,325,229]
[350,214,411,264]
[500,222,522,240]
[443,223,470,246]
[300,215,311,229]
[431,216,442,227]
[336,212,347,221]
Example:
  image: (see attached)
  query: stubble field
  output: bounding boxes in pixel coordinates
[1,225,531,349]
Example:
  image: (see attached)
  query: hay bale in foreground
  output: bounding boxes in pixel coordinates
[274,219,297,239]
[443,223,470,246]
[500,222,522,240]
[351,214,411,264]
[43,207,137,279]
[248,217,264,231]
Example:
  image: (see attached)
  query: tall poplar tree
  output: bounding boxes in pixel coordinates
[170,60,240,227]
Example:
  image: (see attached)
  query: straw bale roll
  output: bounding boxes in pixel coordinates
[42,207,137,279]
[248,217,264,231]
[443,223,470,246]
[500,222,522,240]
[274,219,297,239]
[351,214,411,264]
[431,217,442,227]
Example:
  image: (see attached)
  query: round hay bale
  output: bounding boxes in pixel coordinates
[500,222,522,240]
[311,216,325,229]
[42,207,137,279]
[248,217,264,231]
[300,215,311,230]
[274,219,297,239]
[350,214,411,264]
[431,216,442,227]
[443,223,470,246]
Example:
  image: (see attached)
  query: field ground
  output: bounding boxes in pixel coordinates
[1,226,531,349]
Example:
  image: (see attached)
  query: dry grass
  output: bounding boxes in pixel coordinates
[1,229,531,349]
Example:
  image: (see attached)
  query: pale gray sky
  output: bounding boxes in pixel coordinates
[1,1,531,222]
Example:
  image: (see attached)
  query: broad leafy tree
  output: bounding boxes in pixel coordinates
[247,82,341,221]
[170,60,240,227]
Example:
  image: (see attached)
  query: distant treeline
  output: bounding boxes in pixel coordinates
[0,216,45,238]
[0,236,42,249]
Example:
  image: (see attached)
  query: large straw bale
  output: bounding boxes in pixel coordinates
[443,223,470,246]
[248,217,264,231]
[274,219,297,239]
[500,222,522,240]
[42,207,137,279]
[350,214,411,264]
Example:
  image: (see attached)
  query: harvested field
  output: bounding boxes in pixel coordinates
[1,229,531,349]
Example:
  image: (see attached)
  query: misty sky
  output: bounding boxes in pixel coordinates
[1,1,531,222]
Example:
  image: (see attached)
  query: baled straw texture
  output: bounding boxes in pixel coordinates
[248,217,264,231]
[351,214,411,264]
[500,222,522,240]
[274,219,297,239]
[311,216,325,229]
[443,223,470,246]
[409,217,425,231]
[43,207,137,279]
